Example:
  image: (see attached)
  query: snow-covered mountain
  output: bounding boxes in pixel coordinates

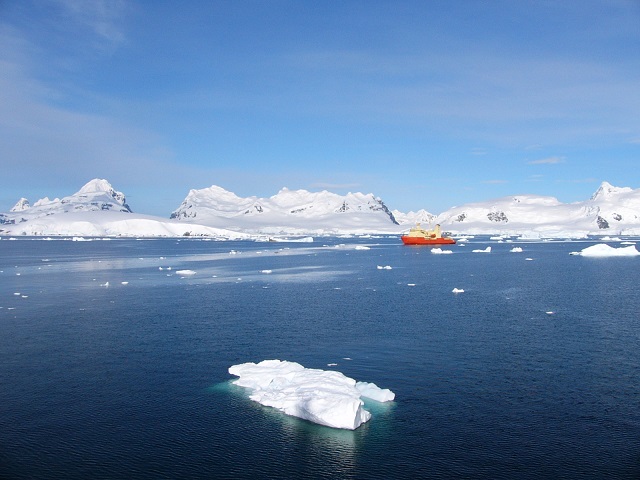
[0,179,250,239]
[4,178,132,223]
[433,181,640,237]
[170,185,400,234]
[2,179,640,238]
[392,209,436,226]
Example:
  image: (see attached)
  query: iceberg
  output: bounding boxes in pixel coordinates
[431,248,453,254]
[573,243,640,257]
[228,360,395,430]
[472,246,492,253]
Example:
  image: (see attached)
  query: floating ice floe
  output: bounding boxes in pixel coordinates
[431,248,453,254]
[376,265,392,270]
[452,288,464,293]
[229,360,395,430]
[355,245,370,250]
[570,244,640,257]
[176,269,197,275]
[472,246,492,253]
[510,247,523,253]
[260,269,273,274]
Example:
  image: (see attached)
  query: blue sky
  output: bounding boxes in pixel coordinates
[1,0,639,215]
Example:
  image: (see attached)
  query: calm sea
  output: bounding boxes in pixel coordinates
[1,236,639,479]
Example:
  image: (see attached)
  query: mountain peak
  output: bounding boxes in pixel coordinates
[170,185,399,232]
[10,198,30,212]
[77,178,115,194]
[590,181,632,201]
[73,178,131,212]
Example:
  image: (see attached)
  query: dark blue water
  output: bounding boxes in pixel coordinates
[1,237,640,479]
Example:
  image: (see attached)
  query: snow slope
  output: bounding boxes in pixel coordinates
[433,182,640,237]
[3,179,640,237]
[170,185,400,234]
[0,179,250,239]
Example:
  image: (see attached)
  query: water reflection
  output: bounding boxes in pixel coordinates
[212,380,398,477]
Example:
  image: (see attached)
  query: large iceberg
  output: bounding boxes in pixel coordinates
[228,360,395,430]
[572,243,640,257]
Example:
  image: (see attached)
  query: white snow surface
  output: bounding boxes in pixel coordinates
[0,180,252,239]
[228,360,395,430]
[4,179,640,237]
[574,243,640,257]
[434,181,640,237]
[170,185,400,234]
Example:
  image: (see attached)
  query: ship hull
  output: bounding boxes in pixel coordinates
[401,236,456,245]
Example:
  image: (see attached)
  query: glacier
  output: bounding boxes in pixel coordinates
[228,360,395,430]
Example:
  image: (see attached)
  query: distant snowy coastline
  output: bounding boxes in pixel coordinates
[2,178,640,238]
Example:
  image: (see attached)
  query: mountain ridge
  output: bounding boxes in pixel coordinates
[2,179,640,237]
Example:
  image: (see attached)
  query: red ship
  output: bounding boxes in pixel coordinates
[401,223,456,245]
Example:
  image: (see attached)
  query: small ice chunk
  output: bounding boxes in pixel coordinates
[377,265,392,270]
[121,281,129,285]
[100,282,109,287]
[355,246,370,250]
[356,381,395,402]
[176,269,197,275]
[229,360,394,430]
[510,247,523,253]
[431,248,453,254]
[407,283,416,287]
[472,246,492,253]
[452,288,464,294]
[260,270,273,274]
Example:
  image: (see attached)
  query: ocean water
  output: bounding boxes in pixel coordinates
[1,236,639,479]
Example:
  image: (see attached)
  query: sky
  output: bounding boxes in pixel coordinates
[1,0,639,216]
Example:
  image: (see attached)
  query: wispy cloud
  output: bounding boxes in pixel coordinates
[55,0,128,46]
[470,148,487,156]
[482,179,508,185]
[528,156,565,165]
